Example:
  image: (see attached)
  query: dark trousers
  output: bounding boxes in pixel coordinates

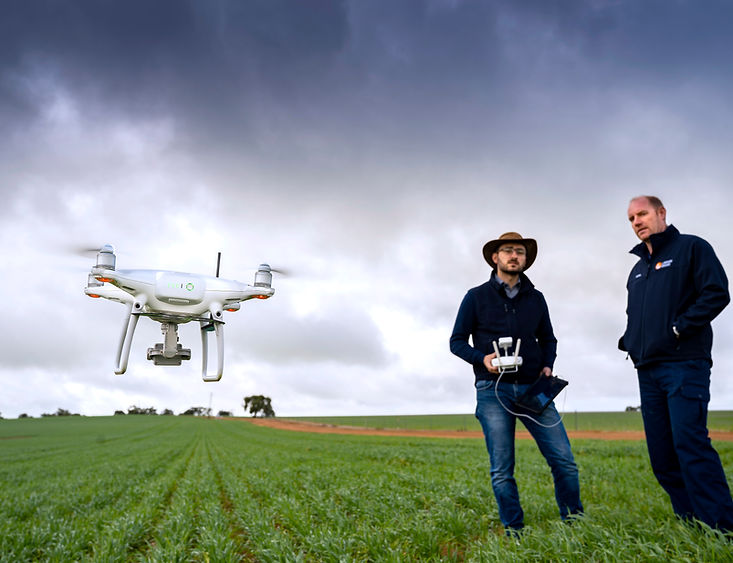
[637,359,733,532]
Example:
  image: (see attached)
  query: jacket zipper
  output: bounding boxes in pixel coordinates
[639,260,650,364]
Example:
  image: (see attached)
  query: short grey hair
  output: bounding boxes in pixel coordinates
[631,195,665,211]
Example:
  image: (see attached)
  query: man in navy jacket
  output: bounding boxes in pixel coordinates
[451,232,582,535]
[621,195,733,532]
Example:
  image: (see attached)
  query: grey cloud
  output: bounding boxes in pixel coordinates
[227,295,392,367]
[5,0,731,202]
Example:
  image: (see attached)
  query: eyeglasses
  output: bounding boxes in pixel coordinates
[498,246,526,256]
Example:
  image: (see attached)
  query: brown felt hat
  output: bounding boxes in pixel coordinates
[482,232,537,270]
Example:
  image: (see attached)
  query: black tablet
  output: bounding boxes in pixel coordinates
[515,375,568,415]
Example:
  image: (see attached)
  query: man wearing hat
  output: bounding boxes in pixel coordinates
[450,232,583,535]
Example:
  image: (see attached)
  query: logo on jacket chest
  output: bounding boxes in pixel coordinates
[655,259,673,270]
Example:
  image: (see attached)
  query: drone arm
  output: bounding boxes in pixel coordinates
[114,303,139,375]
[200,321,224,382]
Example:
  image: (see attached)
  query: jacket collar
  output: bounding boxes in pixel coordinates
[489,271,534,294]
[630,224,679,259]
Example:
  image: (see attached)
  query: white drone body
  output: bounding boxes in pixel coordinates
[85,245,275,382]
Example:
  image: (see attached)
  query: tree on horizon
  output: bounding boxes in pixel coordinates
[243,395,275,418]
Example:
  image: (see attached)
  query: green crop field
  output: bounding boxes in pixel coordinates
[1,415,731,562]
[287,410,733,433]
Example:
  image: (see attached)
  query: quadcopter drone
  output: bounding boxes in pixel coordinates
[84,245,275,382]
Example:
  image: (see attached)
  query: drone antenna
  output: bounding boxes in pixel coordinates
[216,252,221,278]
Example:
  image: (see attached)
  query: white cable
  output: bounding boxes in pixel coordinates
[494,367,566,429]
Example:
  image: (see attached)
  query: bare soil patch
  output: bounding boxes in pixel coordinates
[242,417,733,441]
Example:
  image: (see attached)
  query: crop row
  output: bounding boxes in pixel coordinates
[289,410,733,432]
[1,416,731,561]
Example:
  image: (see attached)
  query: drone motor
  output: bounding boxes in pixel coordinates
[96,244,116,270]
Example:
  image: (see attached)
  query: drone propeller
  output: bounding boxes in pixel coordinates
[78,247,104,256]
[268,266,291,276]
[67,244,124,259]
[216,252,291,278]
[247,264,291,277]
[68,245,108,258]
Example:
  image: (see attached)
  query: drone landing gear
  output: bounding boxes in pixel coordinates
[115,304,138,375]
[147,323,191,366]
[112,305,224,381]
[199,320,224,382]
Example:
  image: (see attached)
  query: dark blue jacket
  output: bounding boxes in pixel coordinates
[450,273,557,384]
[620,225,729,368]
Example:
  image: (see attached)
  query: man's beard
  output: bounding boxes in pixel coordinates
[498,263,523,275]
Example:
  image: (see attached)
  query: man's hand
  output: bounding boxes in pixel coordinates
[483,353,499,374]
[540,367,553,377]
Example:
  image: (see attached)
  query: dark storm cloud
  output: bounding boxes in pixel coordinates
[0,0,352,168]
[585,1,733,80]
[0,0,349,106]
[4,0,733,173]
[0,1,504,157]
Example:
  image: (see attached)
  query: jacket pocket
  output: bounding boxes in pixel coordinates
[642,322,678,359]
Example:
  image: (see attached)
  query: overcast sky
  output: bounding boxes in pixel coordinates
[2,0,733,419]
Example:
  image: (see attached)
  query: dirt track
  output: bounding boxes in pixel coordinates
[244,417,733,442]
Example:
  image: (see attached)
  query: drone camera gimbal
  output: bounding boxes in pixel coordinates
[146,322,192,366]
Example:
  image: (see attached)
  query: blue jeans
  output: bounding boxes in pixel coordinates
[637,360,733,531]
[475,379,583,530]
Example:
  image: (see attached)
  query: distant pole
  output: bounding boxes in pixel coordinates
[208,392,213,418]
